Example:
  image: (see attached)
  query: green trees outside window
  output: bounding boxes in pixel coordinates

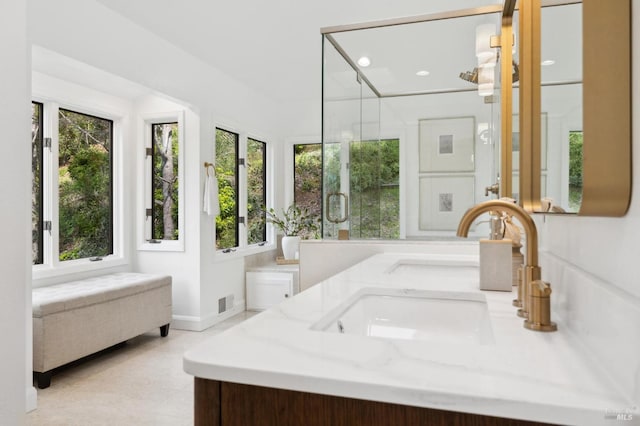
[152,123,179,240]
[293,144,322,228]
[215,128,239,250]
[247,138,266,245]
[215,129,268,251]
[31,102,43,265]
[568,131,583,212]
[349,139,400,239]
[318,139,400,239]
[58,109,113,261]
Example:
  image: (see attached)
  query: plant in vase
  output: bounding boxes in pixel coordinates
[264,204,320,259]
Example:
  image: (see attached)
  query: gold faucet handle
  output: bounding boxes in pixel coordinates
[524,280,558,332]
[532,280,552,297]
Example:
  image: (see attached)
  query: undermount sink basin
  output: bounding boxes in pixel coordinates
[311,287,495,345]
[385,258,478,275]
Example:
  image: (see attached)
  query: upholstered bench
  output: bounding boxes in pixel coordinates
[32,272,172,389]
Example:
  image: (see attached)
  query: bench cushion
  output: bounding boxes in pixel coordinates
[32,272,172,318]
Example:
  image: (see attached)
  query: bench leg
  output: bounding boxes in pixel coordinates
[160,323,170,337]
[35,371,52,389]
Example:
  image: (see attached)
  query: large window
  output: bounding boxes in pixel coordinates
[215,128,268,252]
[316,139,400,239]
[349,139,400,239]
[58,109,113,260]
[32,102,114,265]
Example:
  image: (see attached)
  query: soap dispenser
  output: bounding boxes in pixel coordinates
[479,211,513,291]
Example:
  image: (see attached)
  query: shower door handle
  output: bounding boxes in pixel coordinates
[325,192,349,223]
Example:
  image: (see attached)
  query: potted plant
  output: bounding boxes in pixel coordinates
[264,204,320,259]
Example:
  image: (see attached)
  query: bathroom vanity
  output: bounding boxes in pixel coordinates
[184,244,628,425]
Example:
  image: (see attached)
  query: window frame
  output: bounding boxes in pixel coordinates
[31,97,126,280]
[138,111,185,252]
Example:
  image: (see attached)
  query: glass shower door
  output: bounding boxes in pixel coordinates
[322,35,399,240]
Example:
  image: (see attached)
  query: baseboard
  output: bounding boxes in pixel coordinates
[26,385,37,412]
[171,299,245,332]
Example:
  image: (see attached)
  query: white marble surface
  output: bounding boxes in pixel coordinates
[184,246,632,426]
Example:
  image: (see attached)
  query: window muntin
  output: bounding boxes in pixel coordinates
[151,122,179,241]
[247,138,266,245]
[215,128,239,250]
[57,108,113,261]
[32,102,44,265]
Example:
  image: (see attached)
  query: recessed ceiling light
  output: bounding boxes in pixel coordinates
[416,70,430,76]
[357,56,371,67]
[541,60,555,66]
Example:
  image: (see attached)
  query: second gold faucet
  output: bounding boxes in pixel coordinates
[457,200,557,332]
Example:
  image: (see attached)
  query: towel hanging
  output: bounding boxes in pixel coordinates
[203,162,220,217]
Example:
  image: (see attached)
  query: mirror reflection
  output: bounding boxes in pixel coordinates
[321,1,584,241]
[323,8,503,240]
[533,2,582,213]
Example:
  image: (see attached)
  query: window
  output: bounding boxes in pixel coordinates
[349,139,400,239]
[293,143,322,226]
[247,138,266,245]
[215,128,269,252]
[32,103,115,266]
[151,122,179,241]
[568,130,583,212]
[58,109,113,260]
[141,112,184,251]
[215,128,239,250]
[32,102,43,265]
[320,139,400,239]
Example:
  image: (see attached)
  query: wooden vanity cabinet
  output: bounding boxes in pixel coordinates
[194,378,552,426]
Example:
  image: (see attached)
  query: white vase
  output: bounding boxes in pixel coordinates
[281,236,301,260]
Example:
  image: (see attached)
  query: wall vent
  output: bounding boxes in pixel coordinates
[218,294,234,314]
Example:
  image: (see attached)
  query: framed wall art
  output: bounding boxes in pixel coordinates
[418,116,476,173]
[418,175,475,231]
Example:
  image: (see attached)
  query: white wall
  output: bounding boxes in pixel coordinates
[536,4,640,406]
[0,1,30,422]
[539,7,640,300]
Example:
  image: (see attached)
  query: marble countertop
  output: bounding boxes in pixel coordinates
[184,247,627,426]
[245,261,299,273]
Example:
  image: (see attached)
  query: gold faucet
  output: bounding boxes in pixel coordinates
[456,200,557,332]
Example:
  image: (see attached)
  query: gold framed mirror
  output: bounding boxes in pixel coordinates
[514,0,631,216]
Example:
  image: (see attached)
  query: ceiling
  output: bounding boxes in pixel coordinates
[93,0,505,104]
[329,2,581,97]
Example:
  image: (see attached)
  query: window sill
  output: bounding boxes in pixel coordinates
[214,242,276,263]
[138,240,185,252]
[32,255,128,282]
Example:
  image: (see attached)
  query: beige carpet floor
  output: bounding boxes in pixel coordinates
[27,311,255,426]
